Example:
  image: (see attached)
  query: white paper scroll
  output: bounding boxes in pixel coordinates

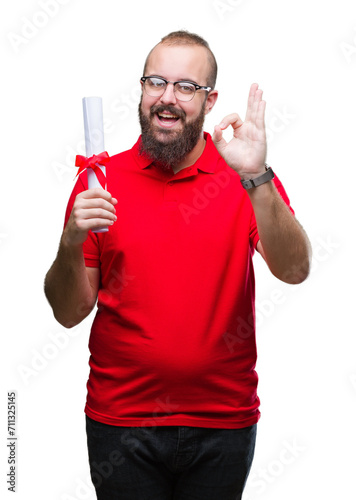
[82,96,108,233]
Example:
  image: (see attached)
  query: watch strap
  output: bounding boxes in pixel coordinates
[240,164,275,189]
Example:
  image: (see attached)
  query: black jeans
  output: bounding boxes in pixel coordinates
[86,415,256,500]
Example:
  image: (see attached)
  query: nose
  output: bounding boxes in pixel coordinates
[159,82,177,105]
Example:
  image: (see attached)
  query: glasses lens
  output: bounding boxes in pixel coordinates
[174,82,195,101]
[143,77,196,101]
[144,77,166,96]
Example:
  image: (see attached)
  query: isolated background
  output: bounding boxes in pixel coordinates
[1,0,356,498]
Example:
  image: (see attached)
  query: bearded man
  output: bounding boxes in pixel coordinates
[45,30,311,500]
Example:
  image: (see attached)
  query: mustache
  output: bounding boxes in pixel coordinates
[150,105,186,121]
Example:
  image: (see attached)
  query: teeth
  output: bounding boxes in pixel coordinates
[159,113,178,119]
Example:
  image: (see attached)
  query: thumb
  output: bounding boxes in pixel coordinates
[212,124,227,154]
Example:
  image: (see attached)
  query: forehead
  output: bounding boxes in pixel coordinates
[145,44,210,84]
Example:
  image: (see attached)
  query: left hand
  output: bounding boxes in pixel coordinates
[212,83,267,180]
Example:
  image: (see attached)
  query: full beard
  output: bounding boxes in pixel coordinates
[138,99,206,171]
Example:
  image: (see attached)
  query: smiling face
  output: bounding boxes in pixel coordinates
[138,43,218,170]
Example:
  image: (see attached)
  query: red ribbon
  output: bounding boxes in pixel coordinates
[75,151,110,189]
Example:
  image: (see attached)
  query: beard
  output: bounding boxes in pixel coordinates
[138,97,206,171]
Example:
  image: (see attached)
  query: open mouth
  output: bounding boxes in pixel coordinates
[152,108,183,128]
[156,112,180,126]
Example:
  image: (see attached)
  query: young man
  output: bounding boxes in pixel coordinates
[45,31,311,500]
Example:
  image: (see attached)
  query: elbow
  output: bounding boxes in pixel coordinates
[280,268,310,285]
[52,300,95,329]
[44,275,96,328]
[52,311,82,329]
[278,249,312,285]
[45,287,95,329]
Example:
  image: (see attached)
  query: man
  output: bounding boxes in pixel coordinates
[45,31,311,500]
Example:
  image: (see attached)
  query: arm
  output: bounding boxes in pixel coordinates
[252,182,311,284]
[44,188,118,327]
[212,84,311,284]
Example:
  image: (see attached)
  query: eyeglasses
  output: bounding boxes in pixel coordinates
[140,76,212,102]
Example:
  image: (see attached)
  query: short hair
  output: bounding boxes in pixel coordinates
[143,30,218,89]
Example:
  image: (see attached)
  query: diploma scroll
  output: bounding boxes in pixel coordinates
[82,96,108,233]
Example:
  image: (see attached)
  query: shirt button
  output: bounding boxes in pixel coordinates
[168,181,174,186]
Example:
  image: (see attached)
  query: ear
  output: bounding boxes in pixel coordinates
[204,90,218,115]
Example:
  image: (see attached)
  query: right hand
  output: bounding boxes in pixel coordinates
[63,188,118,247]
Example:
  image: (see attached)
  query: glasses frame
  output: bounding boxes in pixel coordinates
[140,76,212,102]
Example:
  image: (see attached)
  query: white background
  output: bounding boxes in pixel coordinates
[1,0,356,498]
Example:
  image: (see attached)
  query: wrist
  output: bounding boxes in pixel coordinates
[247,177,275,200]
[60,230,84,255]
[238,164,266,181]
[240,164,274,189]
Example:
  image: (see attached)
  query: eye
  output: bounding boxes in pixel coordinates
[147,77,166,88]
[176,82,195,94]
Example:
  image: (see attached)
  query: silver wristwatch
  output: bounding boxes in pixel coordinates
[240,163,275,189]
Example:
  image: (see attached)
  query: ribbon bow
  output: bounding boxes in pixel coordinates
[75,151,110,189]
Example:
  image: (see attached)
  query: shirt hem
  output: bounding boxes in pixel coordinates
[84,405,261,429]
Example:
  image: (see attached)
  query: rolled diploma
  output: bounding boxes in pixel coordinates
[82,96,108,233]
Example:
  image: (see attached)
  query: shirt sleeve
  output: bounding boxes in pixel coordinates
[249,173,295,250]
[63,173,101,268]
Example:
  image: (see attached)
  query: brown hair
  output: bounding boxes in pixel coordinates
[143,30,218,89]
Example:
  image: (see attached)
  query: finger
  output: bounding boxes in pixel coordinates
[218,113,244,131]
[71,205,117,227]
[80,187,108,198]
[251,89,263,126]
[256,99,266,131]
[75,216,116,233]
[65,209,116,246]
[212,124,223,142]
[76,189,117,210]
[245,83,259,122]
[212,124,227,150]
[79,188,116,204]
[78,207,117,222]
[212,125,227,156]
[76,197,117,214]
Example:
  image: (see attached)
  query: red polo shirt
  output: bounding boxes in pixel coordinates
[64,132,293,429]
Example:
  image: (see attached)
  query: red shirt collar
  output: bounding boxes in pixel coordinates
[132,132,218,174]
